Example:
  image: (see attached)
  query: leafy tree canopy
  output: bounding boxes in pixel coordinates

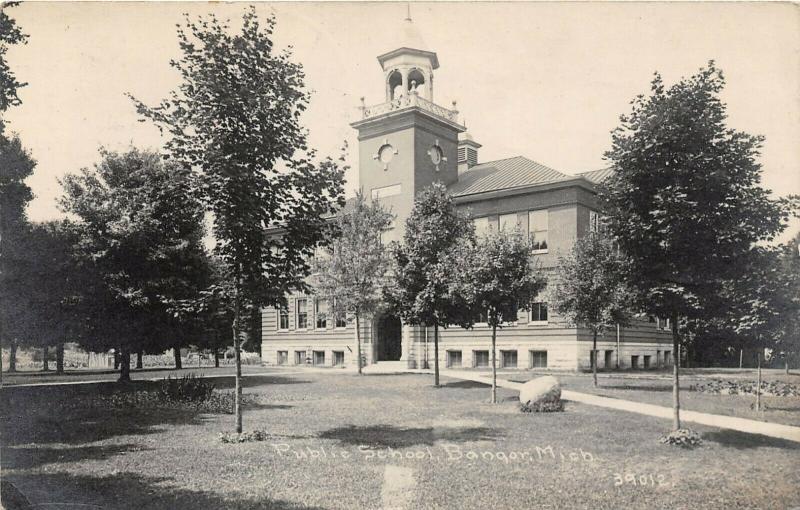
[601,62,796,321]
[550,230,634,334]
[129,8,345,311]
[0,1,28,122]
[386,182,475,328]
[313,191,393,318]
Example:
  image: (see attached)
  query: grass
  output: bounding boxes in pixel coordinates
[2,371,799,509]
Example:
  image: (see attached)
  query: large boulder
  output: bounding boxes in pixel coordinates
[519,376,562,412]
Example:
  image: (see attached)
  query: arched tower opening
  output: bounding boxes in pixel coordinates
[407,68,427,98]
[388,70,403,100]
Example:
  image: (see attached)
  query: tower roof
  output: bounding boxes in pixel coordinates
[377,14,439,70]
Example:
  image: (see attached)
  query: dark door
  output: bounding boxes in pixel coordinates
[376,314,402,361]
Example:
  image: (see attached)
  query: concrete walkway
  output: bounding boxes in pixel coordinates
[441,369,800,444]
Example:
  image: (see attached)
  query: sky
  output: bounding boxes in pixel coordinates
[4,1,800,242]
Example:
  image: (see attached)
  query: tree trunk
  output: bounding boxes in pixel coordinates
[173,343,182,370]
[592,330,598,387]
[56,343,65,374]
[214,350,220,368]
[136,351,143,369]
[355,312,363,375]
[9,339,18,372]
[114,350,120,370]
[786,357,790,375]
[491,324,497,404]
[671,313,681,431]
[433,322,440,387]
[42,346,50,372]
[232,284,243,434]
[118,349,131,382]
[756,351,762,412]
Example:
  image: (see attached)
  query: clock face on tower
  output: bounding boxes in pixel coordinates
[373,139,399,171]
[378,144,395,164]
[428,140,447,171]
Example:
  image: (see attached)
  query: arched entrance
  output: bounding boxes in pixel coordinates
[375,313,402,361]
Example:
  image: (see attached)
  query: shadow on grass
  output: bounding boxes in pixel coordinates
[0,380,296,447]
[212,376,310,390]
[318,424,503,449]
[2,471,324,510]
[439,380,489,389]
[1,443,150,470]
[702,430,800,450]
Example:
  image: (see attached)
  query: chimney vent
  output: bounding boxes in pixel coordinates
[458,132,481,173]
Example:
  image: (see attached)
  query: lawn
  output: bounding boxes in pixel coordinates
[1,371,799,510]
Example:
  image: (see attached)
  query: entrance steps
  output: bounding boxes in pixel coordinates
[362,361,415,374]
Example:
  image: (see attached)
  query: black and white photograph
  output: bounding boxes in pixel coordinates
[1,1,799,509]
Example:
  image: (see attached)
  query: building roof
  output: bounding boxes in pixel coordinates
[447,156,571,197]
[577,167,614,183]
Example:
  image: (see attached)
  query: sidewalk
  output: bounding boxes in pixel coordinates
[441,369,800,444]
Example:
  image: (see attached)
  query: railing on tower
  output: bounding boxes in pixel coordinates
[360,92,459,124]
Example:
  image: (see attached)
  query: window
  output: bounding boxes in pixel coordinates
[313,350,325,366]
[528,209,548,251]
[604,350,613,369]
[589,210,606,233]
[664,351,672,366]
[656,350,661,367]
[473,217,490,238]
[277,351,288,366]
[530,302,548,323]
[294,350,306,365]
[333,351,344,366]
[631,355,639,369]
[530,350,548,368]
[643,355,651,369]
[475,309,489,324]
[474,350,490,368]
[278,306,290,331]
[499,213,519,233]
[335,312,347,329]
[501,350,518,368]
[447,350,462,368]
[296,298,308,329]
[315,299,328,329]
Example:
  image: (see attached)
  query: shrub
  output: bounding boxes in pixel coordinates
[659,428,702,448]
[157,374,216,402]
[520,400,564,413]
[219,429,271,443]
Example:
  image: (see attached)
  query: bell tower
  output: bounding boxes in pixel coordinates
[351,12,466,242]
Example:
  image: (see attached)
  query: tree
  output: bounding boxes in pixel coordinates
[0,133,35,375]
[60,148,209,381]
[601,62,794,431]
[385,182,474,387]
[313,191,393,374]
[130,8,345,432]
[777,232,800,373]
[447,229,546,403]
[550,231,633,387]
[15,221,90,374]
[0,1,28,129]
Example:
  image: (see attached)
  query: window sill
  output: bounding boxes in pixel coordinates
[277,328,289,333]
[528,321,549,327]
[531,249,548,255]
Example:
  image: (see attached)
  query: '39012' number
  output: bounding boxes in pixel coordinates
[613,473,669,487]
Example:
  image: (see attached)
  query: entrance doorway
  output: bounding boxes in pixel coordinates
[376,313,402,361]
